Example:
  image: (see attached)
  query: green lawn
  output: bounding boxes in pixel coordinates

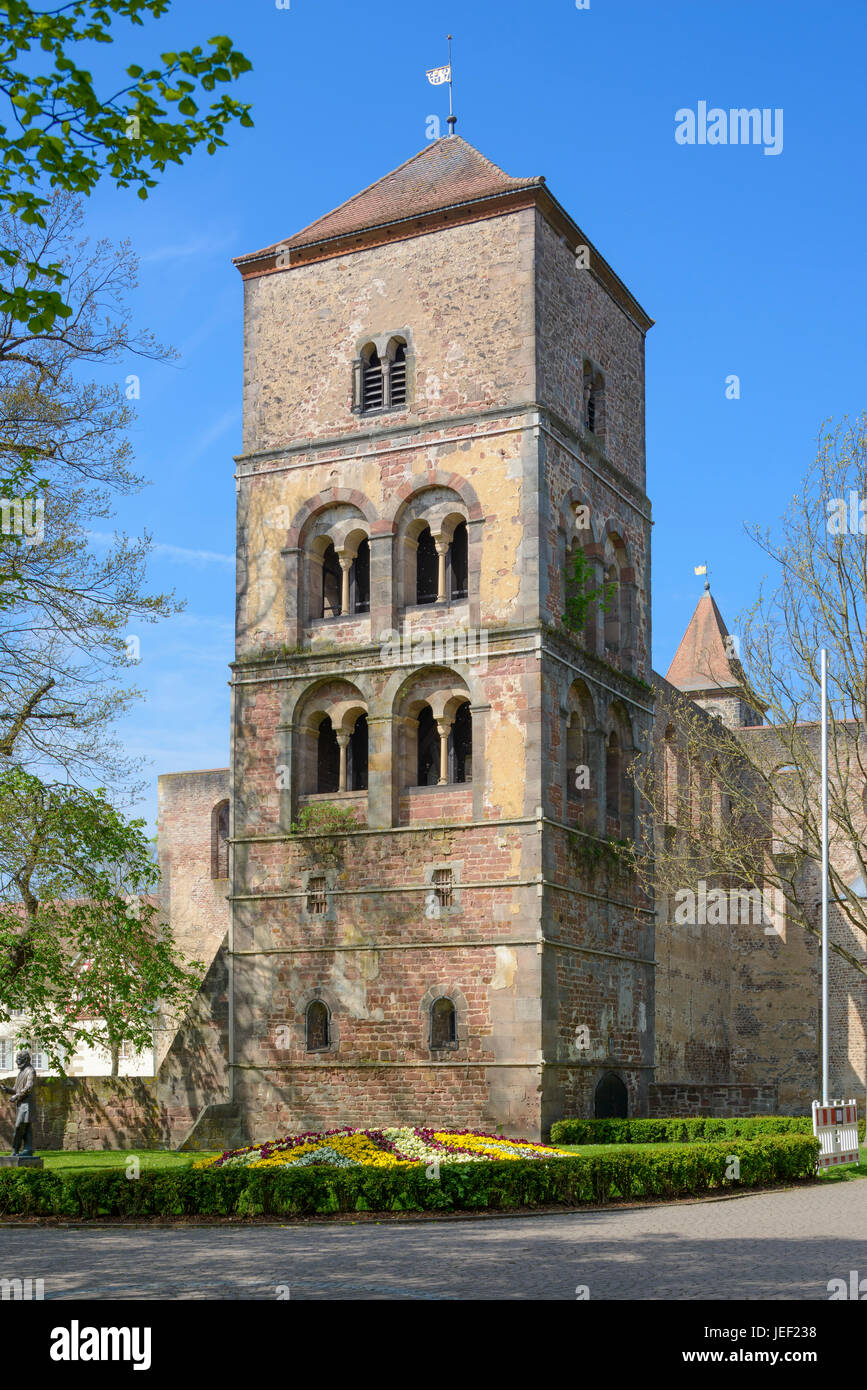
[33,1150,222,1175]
[18,1141,867,1180]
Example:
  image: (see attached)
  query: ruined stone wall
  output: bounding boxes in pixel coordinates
[155,769,230,1069]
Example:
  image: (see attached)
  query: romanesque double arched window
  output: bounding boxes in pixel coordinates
[317,712,368,793]
[605,704,635,840]
[398,675,473,789]
[413,518,468,605]
[355,335,410,414]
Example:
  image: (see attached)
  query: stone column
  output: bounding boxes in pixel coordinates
[337,552,352,616]
[436,718,451,785]
[336,731,350,793]
[433,535,449,603]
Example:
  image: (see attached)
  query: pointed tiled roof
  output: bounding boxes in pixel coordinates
[236,138,544,262]
[665,588,741,692]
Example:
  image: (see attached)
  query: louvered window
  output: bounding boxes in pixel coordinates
[390,342,407,406]
[362,349,383,410]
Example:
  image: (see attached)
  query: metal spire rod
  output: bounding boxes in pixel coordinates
[447,34,456,135]
[820,647,829,1104]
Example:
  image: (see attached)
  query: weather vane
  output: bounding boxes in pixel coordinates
[426,34,456,136]
[694,561,711,592]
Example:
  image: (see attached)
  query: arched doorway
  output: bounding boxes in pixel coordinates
[594,1071,628,1118]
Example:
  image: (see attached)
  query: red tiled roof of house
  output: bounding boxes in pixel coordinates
[235,137,544,263]
[665,588,740,691]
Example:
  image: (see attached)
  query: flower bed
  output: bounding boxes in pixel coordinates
[200,1127,573,1171]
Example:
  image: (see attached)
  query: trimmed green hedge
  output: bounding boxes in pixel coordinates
[550,1115,866,1145]
[0,1135,819,1218]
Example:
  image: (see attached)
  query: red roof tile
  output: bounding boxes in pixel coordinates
[235,137,543,263]
[665,589,740,691]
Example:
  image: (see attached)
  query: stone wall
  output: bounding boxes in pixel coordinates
[648,1083,780,1117]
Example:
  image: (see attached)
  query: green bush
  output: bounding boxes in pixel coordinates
[549,1115,866,1146]
[0,1135,820,1218]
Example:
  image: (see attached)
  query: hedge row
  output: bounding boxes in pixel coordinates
[0,1136,820,1218]
[550,1115,866,1145]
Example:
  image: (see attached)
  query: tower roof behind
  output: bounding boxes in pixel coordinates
[665,588,740,692]
[237,137,544,262]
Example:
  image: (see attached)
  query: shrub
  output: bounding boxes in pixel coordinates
[549,1115,866,1146]
[0,1135,820,1218]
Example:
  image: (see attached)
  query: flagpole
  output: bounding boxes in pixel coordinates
[447,34,456,135]
[821,646,829,1105]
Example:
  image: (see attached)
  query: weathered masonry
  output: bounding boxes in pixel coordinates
[213,136,656,1142]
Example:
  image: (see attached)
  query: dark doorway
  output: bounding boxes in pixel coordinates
[594,1071,628,1118]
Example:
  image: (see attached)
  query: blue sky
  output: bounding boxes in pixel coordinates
[70,0,867,827]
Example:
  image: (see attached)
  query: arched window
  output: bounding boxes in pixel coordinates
[449,701,472,784]
[603,563,620,653]
[430,996,457,1049]
[566,712,584,806]
[347,713,368,791]
[351,538,370,614]
[449,520,468,600]
[417,705,439,785]
[211,799,229,879]
[606,732,621,822]
[306,1000,331,1052]
[317,717,340,794]
[362,346,383,411]
[416,526,439,604]
[595,1071,628,1118]
[389,340,407,407]
[321,542,342,619]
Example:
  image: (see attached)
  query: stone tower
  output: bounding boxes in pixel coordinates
[228,137,654,1142]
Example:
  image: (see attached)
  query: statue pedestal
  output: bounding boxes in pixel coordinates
[0,1156,43,1168]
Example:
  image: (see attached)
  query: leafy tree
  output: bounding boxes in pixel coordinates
[633,415,867,979]
[0,764,203,1073]
[0,0,253,332]
[0,193,181,789]
[563,546,616,637]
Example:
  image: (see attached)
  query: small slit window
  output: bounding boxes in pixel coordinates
[211,799,230,879]
[433,867,453,909]
[306,875,328,915]
[306,1000,330,1051]
[430,996,457,1049]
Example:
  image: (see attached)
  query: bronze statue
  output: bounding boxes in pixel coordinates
[1,1050,36,1157]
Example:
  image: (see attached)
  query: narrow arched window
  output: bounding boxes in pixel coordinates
[449,521,468,600]
[317,717,340,794]
[321,542,342,618]
[211,799,230,879]
[606,732,621,822]
[390,341,407,407]
[351,538,370,614]
[416,526,438,604]
[306,1000,330,1052]
[417,705,439,785]
[449,702,472,784]
[362,347,383,411]
[604,564,620,652]
[347,713,368,791]
[567,713,584,805]
[430,996,457,1049]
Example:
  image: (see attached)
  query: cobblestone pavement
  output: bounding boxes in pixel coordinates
[1,1181,866,1300]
